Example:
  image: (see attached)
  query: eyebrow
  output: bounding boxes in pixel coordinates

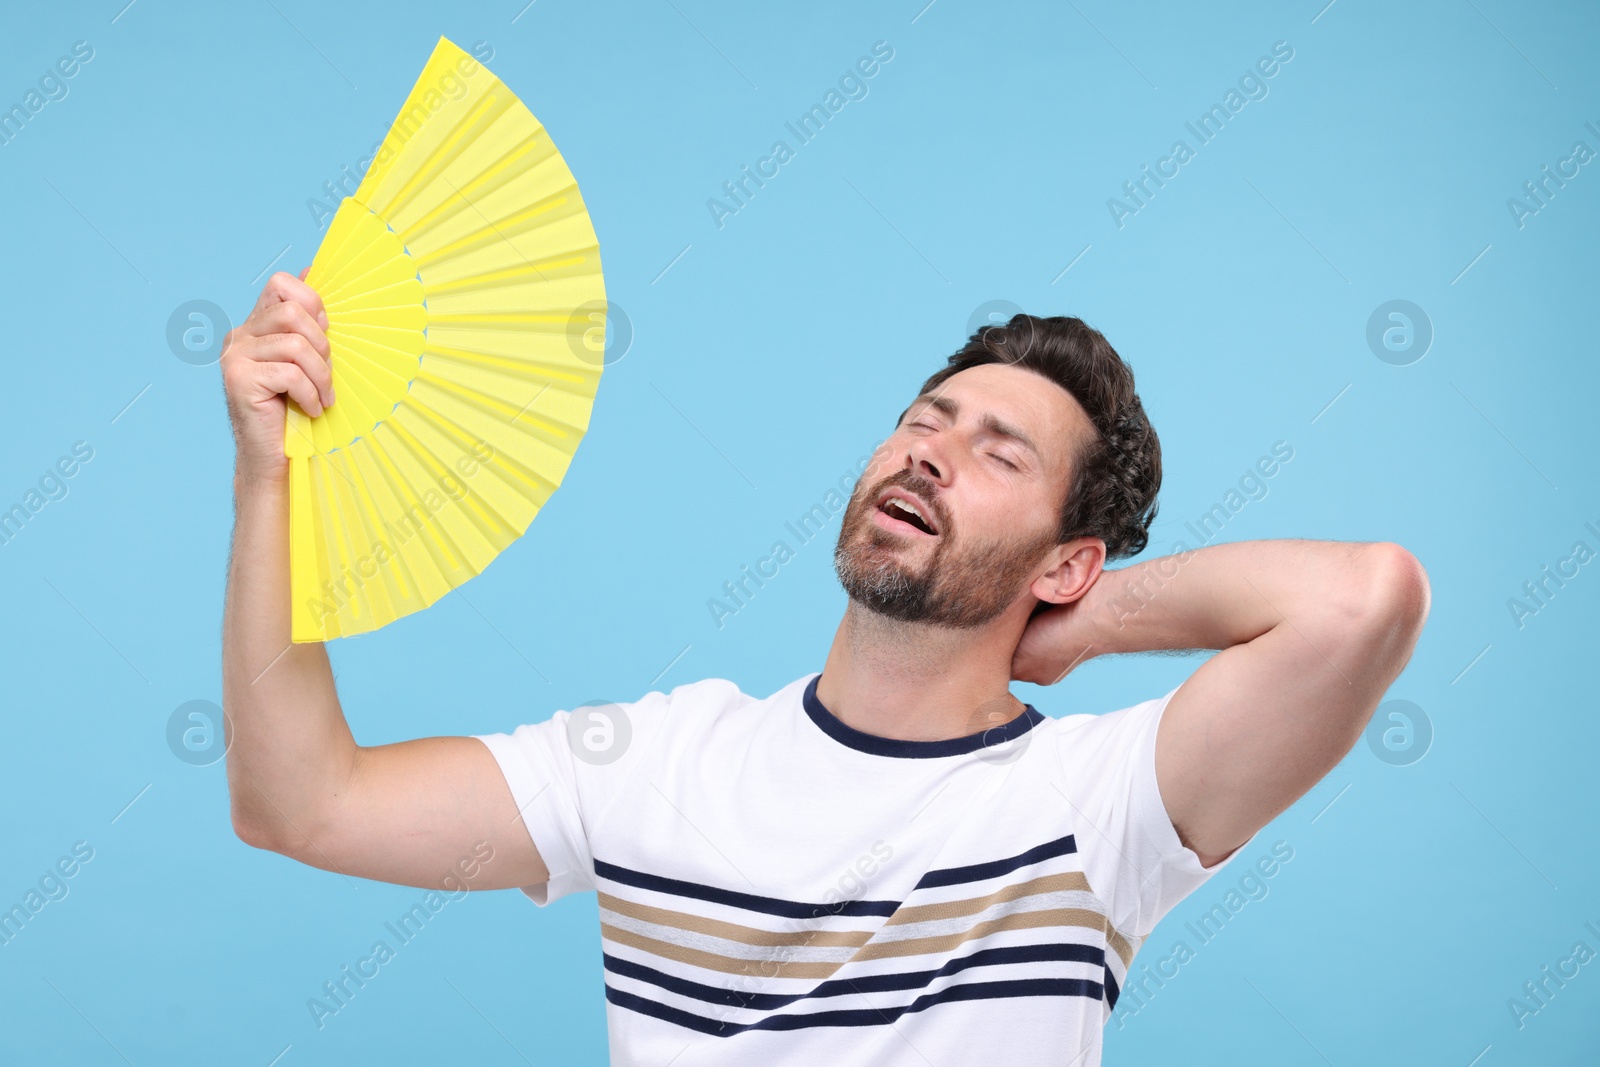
[901,394,1041,460]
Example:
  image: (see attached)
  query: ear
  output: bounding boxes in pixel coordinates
[1029,537,1105,605]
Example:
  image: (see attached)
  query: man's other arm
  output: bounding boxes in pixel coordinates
[1015,539,1430,867]
[220,270,549,892]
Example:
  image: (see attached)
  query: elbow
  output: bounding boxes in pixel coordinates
[231,807,283,853]
[1368,542,1431,629]
[1351,542,1431,656]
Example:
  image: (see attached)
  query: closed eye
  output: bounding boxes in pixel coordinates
[988,452,1018,470]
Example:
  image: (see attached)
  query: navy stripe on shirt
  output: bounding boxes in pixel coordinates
[595,858,901,919]
[606,976,1106,1036]
[915,833,1079,890]
[603,941,1107,1012]
[1104,965,1122,1010]
[594,832,1079,923]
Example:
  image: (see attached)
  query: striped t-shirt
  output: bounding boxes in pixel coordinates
[474,672,1251,1065]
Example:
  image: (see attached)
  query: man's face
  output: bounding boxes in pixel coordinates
[833,362,1095,628]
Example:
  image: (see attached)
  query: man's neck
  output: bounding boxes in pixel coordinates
[814,601,1030,742]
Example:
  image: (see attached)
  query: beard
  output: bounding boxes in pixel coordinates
[832,467,1059,629]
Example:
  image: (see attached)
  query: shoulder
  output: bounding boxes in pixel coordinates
[646,674,802,718]
[1034,684,1184,808]
[605,673,809,740]
[1043,685,1180,753]
[659,675,751,709]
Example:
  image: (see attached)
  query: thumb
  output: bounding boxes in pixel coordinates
[298,265,310,282]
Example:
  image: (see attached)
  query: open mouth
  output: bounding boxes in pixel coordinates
[874,490,939,537]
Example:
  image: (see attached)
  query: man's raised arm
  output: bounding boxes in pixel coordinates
[219,270,549,893]
[1014,538,1430,867]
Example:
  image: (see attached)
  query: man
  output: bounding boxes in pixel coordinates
[221,273,1429,1065]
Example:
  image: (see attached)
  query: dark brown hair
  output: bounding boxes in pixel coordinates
[918,313,1161,560]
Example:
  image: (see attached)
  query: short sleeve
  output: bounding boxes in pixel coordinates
[472,688,677,907]
[1052,682,1257,942]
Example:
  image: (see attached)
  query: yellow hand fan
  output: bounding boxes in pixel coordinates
[286,36,606,643]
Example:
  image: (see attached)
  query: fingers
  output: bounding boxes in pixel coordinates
[235,300,330,359]
[252,270,328,331]
[238,331,332,412]
[298,265,310,282]
[221,280,337,417]
[255,360,326,419]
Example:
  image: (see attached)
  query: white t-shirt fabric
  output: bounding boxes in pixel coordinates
[473,672,1253,1066]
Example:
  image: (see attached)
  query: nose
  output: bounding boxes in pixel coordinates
[906,432,948,485]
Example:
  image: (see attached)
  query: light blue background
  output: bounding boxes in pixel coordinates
[2,0,1597,1063]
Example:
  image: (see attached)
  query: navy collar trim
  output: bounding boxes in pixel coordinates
[801,674,1045,759]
